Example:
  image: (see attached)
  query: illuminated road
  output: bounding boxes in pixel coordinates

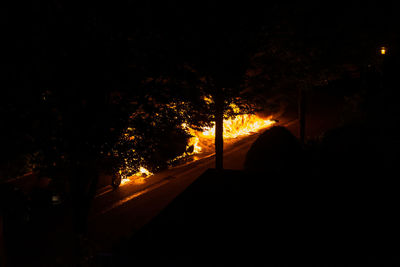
[12,118,294,267]
[86,89,339,255]
[87,122,283,252]
[10,89,345,266]
[83,117,302,254]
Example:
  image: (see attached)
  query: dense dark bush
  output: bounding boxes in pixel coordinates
[244,126,305,176]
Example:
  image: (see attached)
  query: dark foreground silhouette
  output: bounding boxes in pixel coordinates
[112,168,396,265]
[244,126,305,175]
[112,124,397,265]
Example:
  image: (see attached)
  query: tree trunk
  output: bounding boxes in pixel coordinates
[215,87,224,170]
[299,87,306,144]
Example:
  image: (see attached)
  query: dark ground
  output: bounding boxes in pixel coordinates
[112,81,399,265]
[113,168,397,266]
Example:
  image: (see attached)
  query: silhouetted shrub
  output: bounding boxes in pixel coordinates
[244,126,305,176]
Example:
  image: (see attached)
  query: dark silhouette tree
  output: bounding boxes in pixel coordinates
[1,2,138,242]
[166,2,262,169]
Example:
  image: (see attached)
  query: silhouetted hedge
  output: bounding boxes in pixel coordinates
[244,126,305,176]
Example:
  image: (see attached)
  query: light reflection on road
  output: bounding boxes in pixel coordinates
[96,179,170,216]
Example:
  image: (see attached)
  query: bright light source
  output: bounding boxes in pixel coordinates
[380,47,387,55]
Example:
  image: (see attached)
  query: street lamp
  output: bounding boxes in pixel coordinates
[380,46,387,55]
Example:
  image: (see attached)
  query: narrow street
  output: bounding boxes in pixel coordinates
[8,89,346,266]
[32,123,283,265]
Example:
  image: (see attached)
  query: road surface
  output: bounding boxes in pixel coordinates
[8,88,345,266]
[8,119,295,266]
[88,123,282,252]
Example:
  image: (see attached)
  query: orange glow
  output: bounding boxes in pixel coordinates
[135,166,153,177]
[181,112,276,158]
[118,103,276,186]
[181,123,202,154]
[380,47,386,55]
[201,114,275,139]
[120,176,131,186]
[120,166,153,186]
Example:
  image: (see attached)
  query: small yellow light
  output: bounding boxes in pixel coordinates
[380,47,386,55]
